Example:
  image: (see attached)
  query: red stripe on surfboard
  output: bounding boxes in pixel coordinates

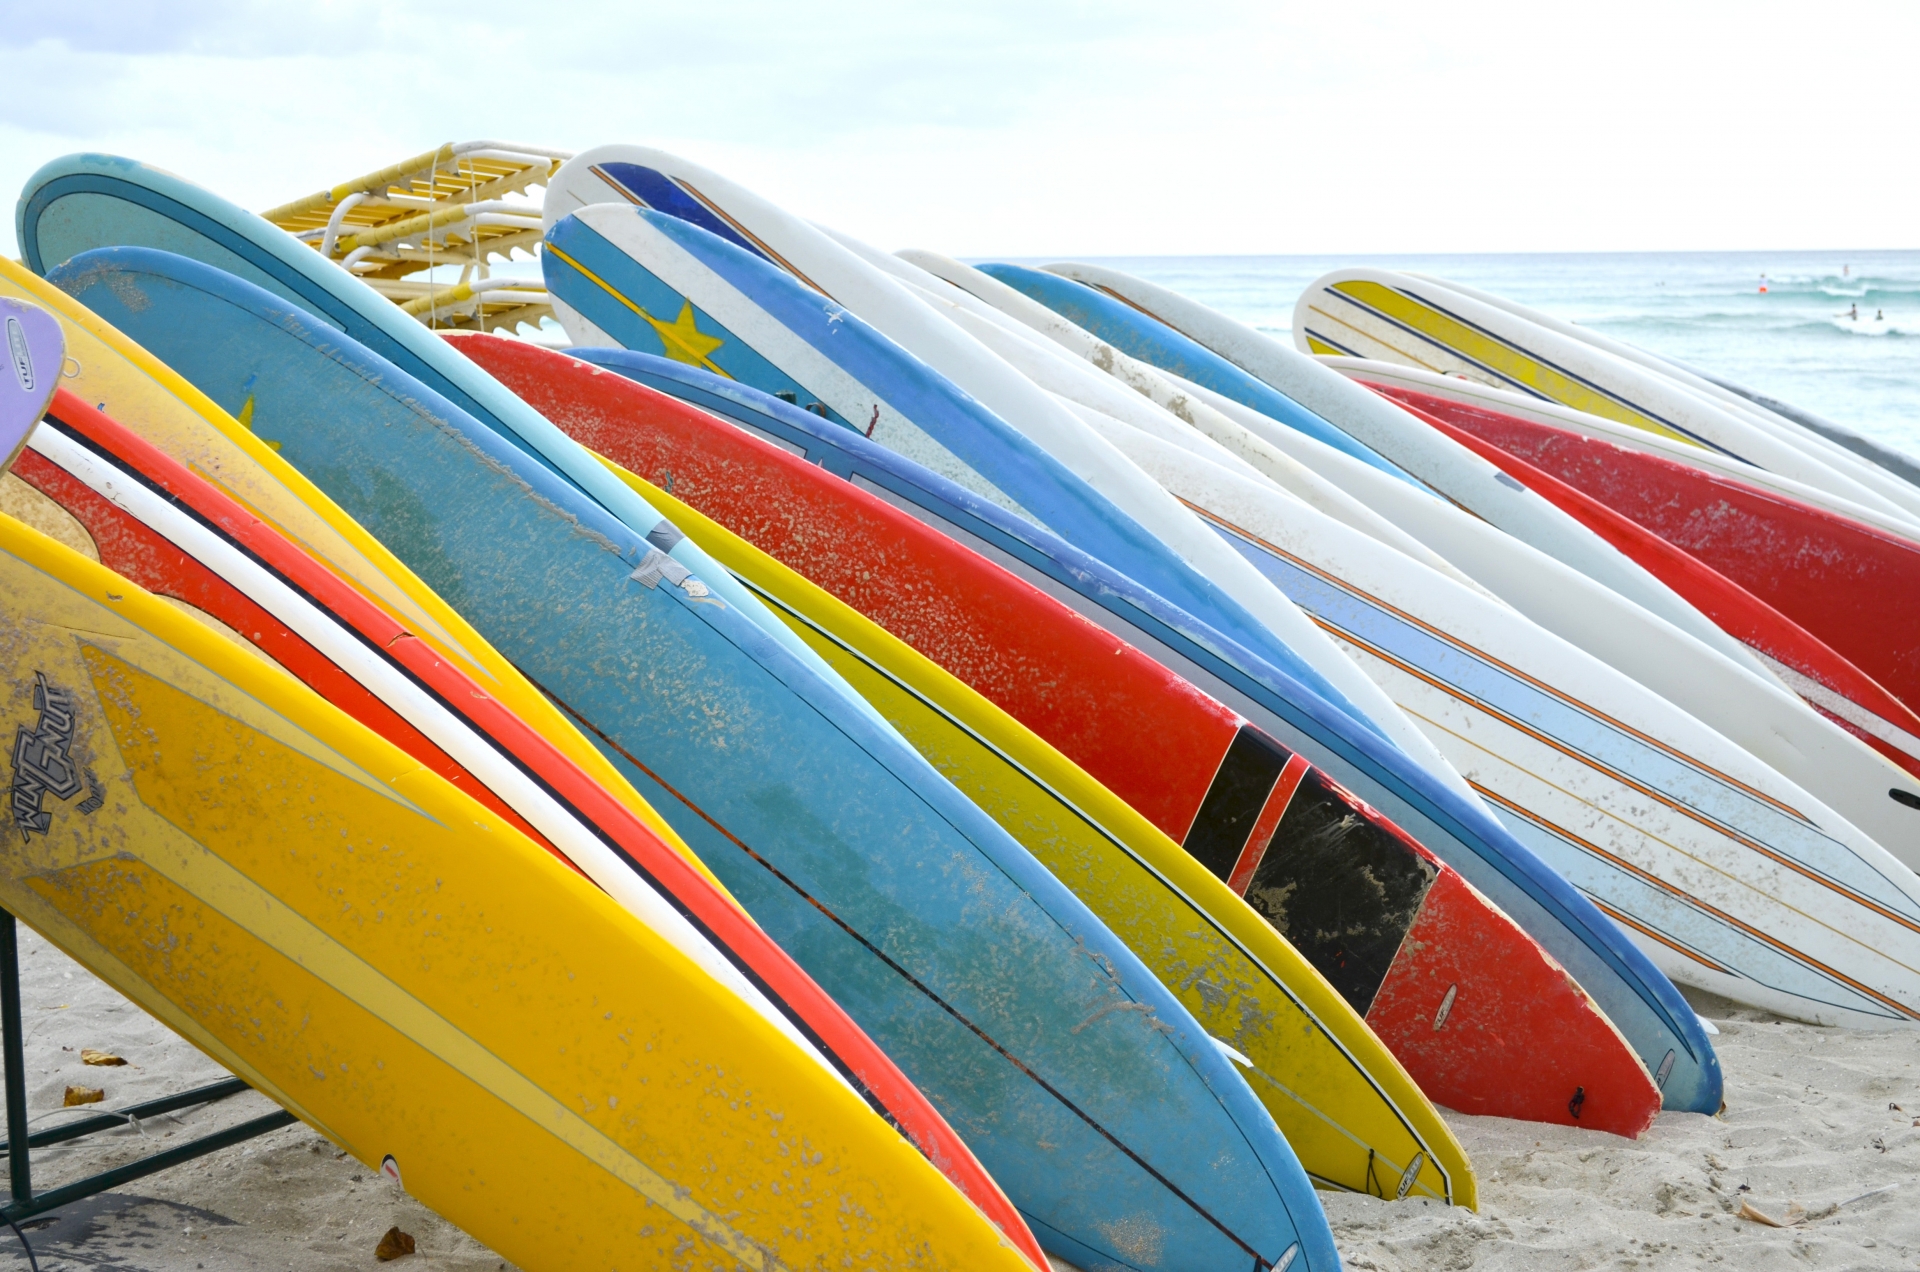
[1369,380,1920,722]
[34,390,1042,1267]
[1224,754,1310,896]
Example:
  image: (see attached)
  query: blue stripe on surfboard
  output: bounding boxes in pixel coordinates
[1489,799,1909,1022]
[53,244,1329,1271]
[542,231,851,427]
[574,346,1726,1115]
[975,262,1436,494]
[542,205,1397,752]
[587,161,776,264]
[1201,514,1920,927]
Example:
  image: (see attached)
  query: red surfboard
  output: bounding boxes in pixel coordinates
[14,388,1044,1267]
[455,332,1663,1137]
[1368,381,1920,786]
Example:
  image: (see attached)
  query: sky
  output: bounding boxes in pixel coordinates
[1,0,1915,259]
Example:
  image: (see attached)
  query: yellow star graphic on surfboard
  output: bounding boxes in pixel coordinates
[646,300,725,368]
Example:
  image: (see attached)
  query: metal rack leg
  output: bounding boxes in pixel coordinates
[0,908,297,1227]
[0,911,32,1209]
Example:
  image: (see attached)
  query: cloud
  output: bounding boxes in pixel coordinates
[1,0,1915,256]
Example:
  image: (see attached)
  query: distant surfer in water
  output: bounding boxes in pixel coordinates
[1877,309,1885,321]
[1850,303,1859,320]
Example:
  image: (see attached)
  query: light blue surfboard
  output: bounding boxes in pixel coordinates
[586,346,1727,1117]
[537,202,1397,751]
[54,244,1338,1272]
[10,150,867,706]
[976,262,1433,494]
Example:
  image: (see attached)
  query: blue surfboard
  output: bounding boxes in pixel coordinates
[584,346,1726,1118]
[10,151,866,703]
[976,263,1434,495]
[55,245,1337,1272]
[538,203,1399,751]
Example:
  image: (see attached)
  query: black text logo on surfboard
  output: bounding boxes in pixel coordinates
[10,673,102,841]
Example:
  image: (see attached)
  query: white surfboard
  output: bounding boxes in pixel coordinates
[885,248,1493,595]
[1077,414,1920,1028]
[1291,267,1920,529]
[1122,362,1918,854]
[1323,356,1920,546]
[1401,271,1920,509]
[1042,261,1775,676]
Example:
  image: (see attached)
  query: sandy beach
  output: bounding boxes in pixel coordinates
[0,923,1911,1270]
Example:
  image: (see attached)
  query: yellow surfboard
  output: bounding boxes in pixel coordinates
[0,259,721,895]
[610,461,1478,1209]
[0,513,1035,1272]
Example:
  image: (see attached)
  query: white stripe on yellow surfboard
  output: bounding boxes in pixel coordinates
[1325,280,1701,447]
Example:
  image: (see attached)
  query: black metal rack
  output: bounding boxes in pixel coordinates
[0,909,295,1226]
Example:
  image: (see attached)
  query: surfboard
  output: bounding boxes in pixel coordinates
[53,246,1330,1272]
[5,386,1045,1263]
[1290,268,1920,527]
[0,513,1040,1272]
[1,297,61,470]
[989,262,1773,680]
[1377,387,1920,822]
[1671,361,1920,494]
[13,151,861,710]
[456,329,1662,1140]
[1399,271,1920,499]
[1080,409,1920,1029]
[885,248,1489,592]
[1353,368,1920,782]
[1319,354,1920,544]
[564,346,1724,1113]
[963,266,1911,856]
[0,258,727,899]
[534,147,1468,792]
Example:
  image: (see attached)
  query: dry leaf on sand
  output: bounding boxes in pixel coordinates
[62,1085,104,1107]
[79,1048,126,1066]
[1737,1200,1807,1227]
[375,1225,416,1261]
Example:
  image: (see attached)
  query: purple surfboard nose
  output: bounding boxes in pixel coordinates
[2,298,63,475]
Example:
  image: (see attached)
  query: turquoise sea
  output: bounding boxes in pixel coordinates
[1011,252,1920,459]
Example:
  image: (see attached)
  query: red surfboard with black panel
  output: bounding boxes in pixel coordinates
[11,387,1044,1263]
[454,332,1663,1136]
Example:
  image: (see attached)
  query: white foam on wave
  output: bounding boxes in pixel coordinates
[1825,314,1917,337]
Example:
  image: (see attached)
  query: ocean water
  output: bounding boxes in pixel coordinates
[1010,252,1920,459]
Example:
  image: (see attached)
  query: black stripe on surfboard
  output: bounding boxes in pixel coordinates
[1185,726,1438,1017]
[32,411,903,1123]
[1184,726,1293,879]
